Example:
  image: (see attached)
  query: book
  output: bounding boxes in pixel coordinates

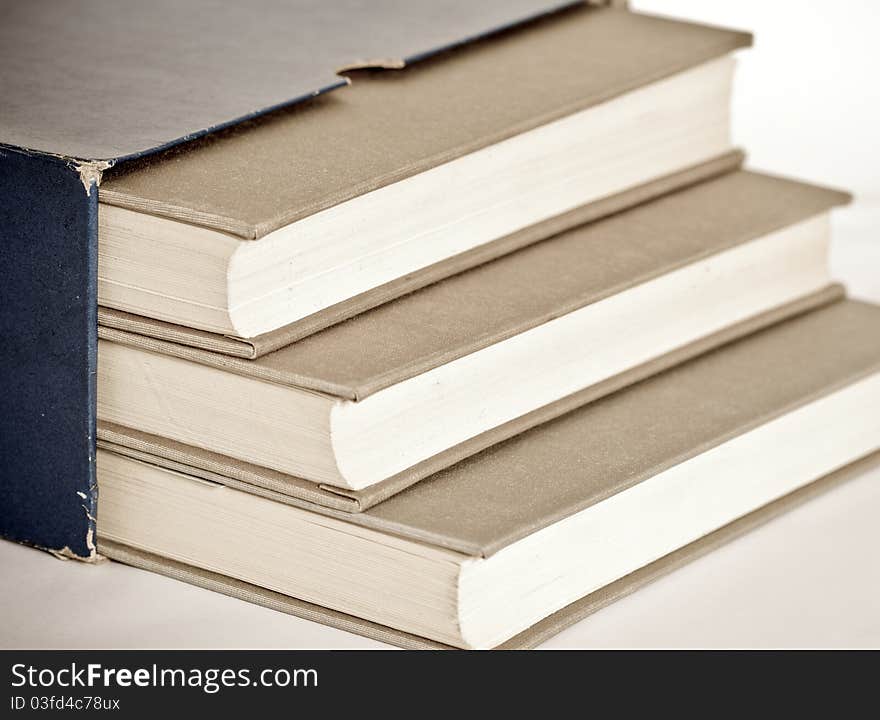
[95,299,880,648]
[96,288,839,514]
[97,9,749,340]
[98,152,742,359]
[97,170,848,493]
[2,0,615,558]
[97,453,880,650]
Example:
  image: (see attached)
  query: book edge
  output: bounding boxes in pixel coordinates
[95,449,880,650]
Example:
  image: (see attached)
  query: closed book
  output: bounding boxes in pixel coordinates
[98,170,849,502]
[96,299,880,648]
[97,8,750,342]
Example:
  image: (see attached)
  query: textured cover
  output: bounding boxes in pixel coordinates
[98,171,851,400]
[98,152,745,357]
[96,285,845,513]
[97,450,880,649]
[100,299,880,556]
[0,148,98,559]
[0,0,597,161]
[98,8,750,238]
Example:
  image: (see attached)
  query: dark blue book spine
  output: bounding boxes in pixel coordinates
[0,147,98,559]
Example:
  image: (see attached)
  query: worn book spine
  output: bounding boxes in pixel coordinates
[0,148,100,559]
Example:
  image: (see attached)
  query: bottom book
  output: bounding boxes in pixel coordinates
[96,300,880,649]
[98,453,880,650]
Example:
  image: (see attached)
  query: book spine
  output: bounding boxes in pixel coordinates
[0,147,98,560]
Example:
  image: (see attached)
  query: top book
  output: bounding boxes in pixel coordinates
[97,8,750,339]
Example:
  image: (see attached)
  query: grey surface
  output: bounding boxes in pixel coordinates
[0,0,580,160]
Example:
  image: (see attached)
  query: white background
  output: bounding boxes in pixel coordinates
[1,1,878,649]
[633,0,880,301]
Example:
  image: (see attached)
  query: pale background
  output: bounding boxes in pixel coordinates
[1,0,878,649]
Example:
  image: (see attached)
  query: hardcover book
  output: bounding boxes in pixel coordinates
[96,300,880,648]
[97,8,750,344]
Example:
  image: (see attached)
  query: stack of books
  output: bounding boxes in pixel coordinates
[91,7,880,649]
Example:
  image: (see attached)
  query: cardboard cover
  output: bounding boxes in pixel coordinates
[1,0,603,161]
[97,450,880,649]
[98,171,851,400]
[98,152,745,357]
[99,8,750,238]
[96,285,845,513]
[101,299,880,557]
